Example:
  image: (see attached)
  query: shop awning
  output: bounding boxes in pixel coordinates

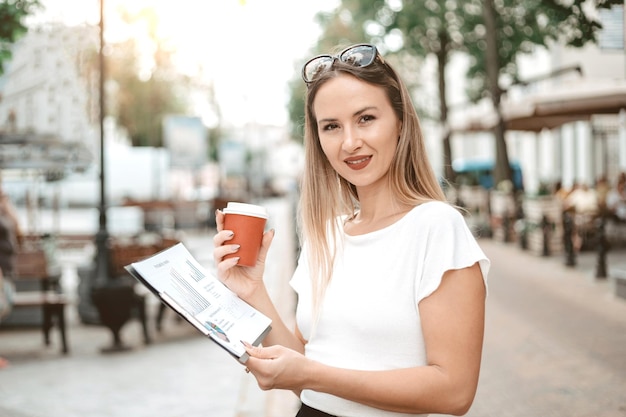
[451,79,626,133]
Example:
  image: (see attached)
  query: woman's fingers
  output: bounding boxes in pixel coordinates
[216,256,240,278]
[213,229,238,269]
[241,344,305,391]
[243,342,283,361]
[213,239,235,261]
[256,229,275,262]
[215,209,225,231]
[213,229,234,247]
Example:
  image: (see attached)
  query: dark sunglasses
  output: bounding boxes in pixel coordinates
[301,44,381,84]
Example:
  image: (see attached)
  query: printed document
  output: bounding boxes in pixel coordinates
[125,242,272,363]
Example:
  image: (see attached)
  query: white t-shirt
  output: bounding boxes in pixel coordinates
[290,201,490,417]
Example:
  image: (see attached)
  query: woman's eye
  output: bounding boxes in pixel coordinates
[360,114,375,123]
[321,123,339,131]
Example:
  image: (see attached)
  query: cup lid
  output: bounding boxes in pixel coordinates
[223,202,268,218]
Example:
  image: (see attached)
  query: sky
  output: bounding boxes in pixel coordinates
[29,0,339,127]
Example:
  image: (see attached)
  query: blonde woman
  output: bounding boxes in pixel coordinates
[214,44,489,417]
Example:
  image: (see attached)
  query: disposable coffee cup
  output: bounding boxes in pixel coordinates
[222,202,268,267]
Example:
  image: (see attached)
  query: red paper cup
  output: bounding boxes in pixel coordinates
[222,202,268,267]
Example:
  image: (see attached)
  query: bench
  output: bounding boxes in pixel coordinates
[108,236,181,335]
[11,249,69,354]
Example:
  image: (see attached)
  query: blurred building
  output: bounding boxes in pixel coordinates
[0,23,174,209]
[0,23,99,151]
[0,24,101,215]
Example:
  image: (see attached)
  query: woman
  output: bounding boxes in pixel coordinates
[214,44,489,417]
[0,183,23,368]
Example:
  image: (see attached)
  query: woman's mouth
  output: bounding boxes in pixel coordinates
[344,156,372,170]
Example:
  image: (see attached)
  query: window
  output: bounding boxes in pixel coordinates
[599,5,624,50]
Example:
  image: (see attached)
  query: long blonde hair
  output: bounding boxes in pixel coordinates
[299,48,446,316]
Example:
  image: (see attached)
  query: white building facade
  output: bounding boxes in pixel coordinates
[0,23,99,151]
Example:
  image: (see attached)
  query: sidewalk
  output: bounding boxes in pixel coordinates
[1,209,625,416]
[463,239,626,417]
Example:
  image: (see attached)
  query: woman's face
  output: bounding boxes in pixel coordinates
[313,74,401,191]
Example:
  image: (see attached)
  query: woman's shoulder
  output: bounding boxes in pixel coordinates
[412,200,462,218]
[400,200,465,230]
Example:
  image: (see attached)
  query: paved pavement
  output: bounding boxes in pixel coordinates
[1,199,626,417]
[460,239,626,417]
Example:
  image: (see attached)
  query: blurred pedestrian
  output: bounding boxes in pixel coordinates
[564,182,598,215]
[213,44,489,416]
[606,172,626,222]
[564,183,599,251]
[595,175,610,214]
[0,177,23,368]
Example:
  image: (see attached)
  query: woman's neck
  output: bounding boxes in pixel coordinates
[346,189,413,235]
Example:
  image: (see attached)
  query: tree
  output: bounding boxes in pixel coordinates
[0,0,41,75]
[106,6,189,147]
[107,39,188,147]
[462,0,624,188]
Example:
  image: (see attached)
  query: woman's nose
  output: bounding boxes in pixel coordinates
[341,128,362,153]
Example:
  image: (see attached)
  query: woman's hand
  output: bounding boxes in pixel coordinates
[212,209,275,300]
[242,342,311,393]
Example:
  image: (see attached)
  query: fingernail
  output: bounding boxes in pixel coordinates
[240,340,252,348]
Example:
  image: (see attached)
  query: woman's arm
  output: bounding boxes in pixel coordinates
[240,280,305,354]
[213,209,304,354]
[244,263,486,415]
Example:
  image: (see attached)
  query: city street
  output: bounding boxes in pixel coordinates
[1,198,626,417]
[2,2,626,417]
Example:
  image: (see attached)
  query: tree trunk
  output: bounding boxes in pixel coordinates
[483,0,513,189]
[437,33,455,184]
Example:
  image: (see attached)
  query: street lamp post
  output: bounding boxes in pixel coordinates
[87,0,138,353]
[77,0,109,325]
[94,0,109,287]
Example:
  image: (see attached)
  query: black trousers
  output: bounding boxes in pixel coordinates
[296,403,337,417]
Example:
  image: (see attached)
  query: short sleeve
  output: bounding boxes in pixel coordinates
[415,204,490,303]
[289,242,313,341]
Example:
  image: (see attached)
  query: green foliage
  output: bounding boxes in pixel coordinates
[287,76,306,143]
[107,39,188,147]
[0,0,41,75]
[106,8,190,148]
[462,0,624,101]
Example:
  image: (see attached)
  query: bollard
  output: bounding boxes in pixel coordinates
[563,211,576,267]
[516,219,528,250]
[595,216,608,279]
[503,214,511,242]
[541,215,551,257]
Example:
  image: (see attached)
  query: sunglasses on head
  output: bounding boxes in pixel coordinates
[301,44,381,84]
